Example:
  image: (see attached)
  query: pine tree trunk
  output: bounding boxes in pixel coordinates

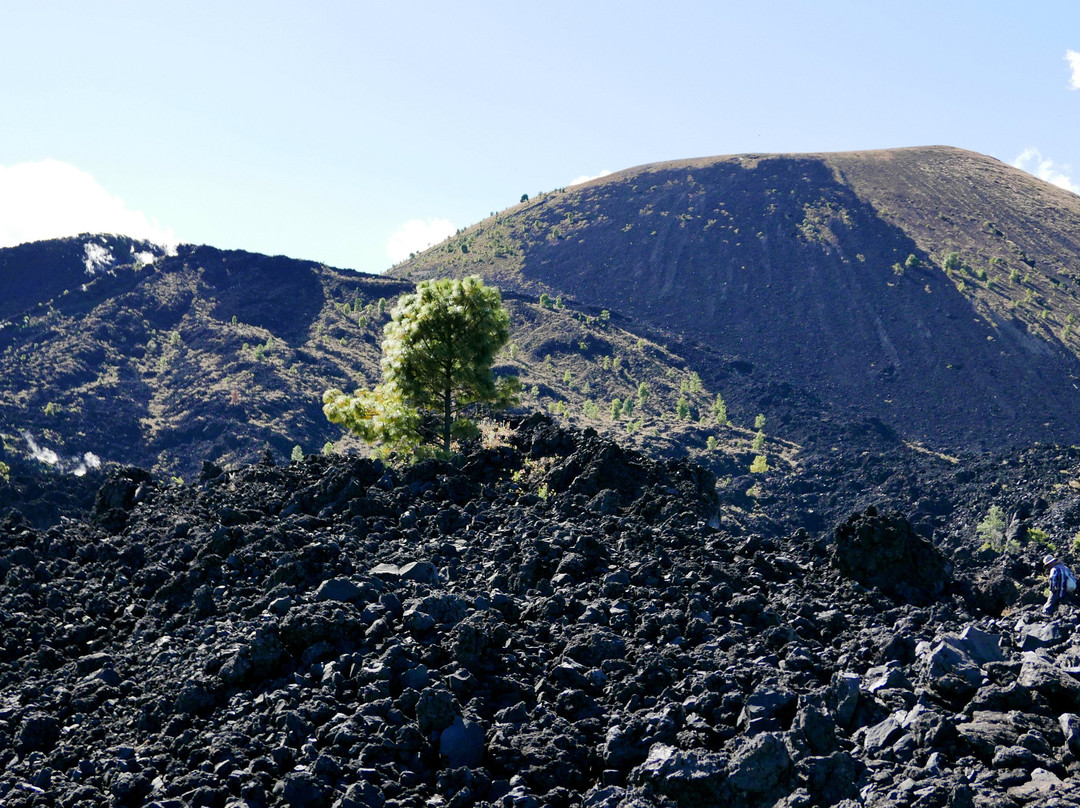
[442,369,452,452]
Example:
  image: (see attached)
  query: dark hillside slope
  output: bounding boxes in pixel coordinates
[392,147,1080,450]
[0,237,830,482]
[0,239,415,478]
[0,235,171,321]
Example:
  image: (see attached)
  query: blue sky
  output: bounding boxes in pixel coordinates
[2,1,1078,275]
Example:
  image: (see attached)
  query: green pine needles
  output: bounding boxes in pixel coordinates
[976,505,1015,554]
[323,275,518,456]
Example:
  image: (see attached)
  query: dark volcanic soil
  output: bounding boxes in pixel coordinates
[2,416,1080,808]
[395,147,1080,451]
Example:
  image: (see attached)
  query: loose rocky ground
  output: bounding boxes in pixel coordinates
[3,415,1080,808]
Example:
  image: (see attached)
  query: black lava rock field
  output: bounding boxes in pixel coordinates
[4,416,1080,808]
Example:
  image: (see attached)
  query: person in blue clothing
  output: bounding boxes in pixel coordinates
[1042,554,1077,615]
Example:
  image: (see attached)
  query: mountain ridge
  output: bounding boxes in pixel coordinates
[389,146,1080,450]
[3,146,1080,482]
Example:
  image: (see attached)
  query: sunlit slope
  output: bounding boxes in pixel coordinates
[391,147,1080,449]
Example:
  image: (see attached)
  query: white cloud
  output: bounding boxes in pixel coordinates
[21,432,103,474]
[386,218,456,263]
[567,170,613,187]
[0,159,177,249]
[1067,49,1080,90]
[72,452,101,477]
[83,242,115,275]
[1013,148,1079,194]
[22,432,59,466]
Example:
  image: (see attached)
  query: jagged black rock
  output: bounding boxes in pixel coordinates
[2,416,1080,808]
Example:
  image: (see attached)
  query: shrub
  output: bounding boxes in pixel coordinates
[976,505,1017,554]
[712,394,728,426]
[1028,527,1052,548]
[750,455,768,473]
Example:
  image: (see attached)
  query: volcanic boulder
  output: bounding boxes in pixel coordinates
[832,507,953,604]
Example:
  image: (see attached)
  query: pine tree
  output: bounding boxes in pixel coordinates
[712,393,728,426]
[324,276,517,454]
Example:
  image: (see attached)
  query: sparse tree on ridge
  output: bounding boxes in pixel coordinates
[712,393,728,426]
[324,275,518,455]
